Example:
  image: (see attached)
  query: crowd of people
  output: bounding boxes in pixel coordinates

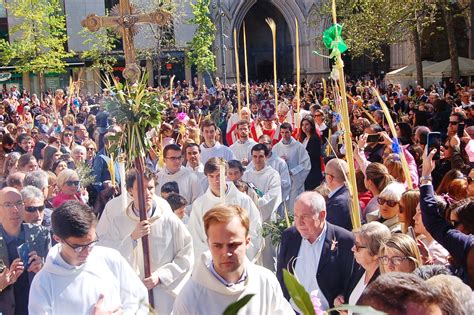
[0,76,473,314]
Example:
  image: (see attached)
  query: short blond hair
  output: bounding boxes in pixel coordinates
[203,204,250,237]
[57,169,78,188]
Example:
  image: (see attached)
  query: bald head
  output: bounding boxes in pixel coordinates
[325,158,348,184]
[0,187,24,233]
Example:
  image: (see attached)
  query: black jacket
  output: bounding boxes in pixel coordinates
[276,223,355,309]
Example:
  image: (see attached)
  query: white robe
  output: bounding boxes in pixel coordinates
[200,142,236,164]
[185,162,208,192]
[29,245,149,315]
[242,165,282,223]
[188,182,263,262]
[155,166,203,205]
[173,252,294,315]
[242,165,282,271]
[96,195,194,315]
[248,152,291,208]
[230,138,257,162]
[272,137,311,213]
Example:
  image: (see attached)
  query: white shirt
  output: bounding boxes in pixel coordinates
[294,223,329,311]
[200,142,236,164]
[348,271,367,314]
[230,138,257,162]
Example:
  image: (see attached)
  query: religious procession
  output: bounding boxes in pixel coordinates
[0,0,473,314]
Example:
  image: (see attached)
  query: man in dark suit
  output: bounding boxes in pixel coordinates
[325,158,353,231]
[276,191,354,312]
[0,187,51,315]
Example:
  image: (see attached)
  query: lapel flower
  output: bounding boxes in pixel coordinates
[331,238,338,252]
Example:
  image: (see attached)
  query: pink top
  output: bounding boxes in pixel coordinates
[52,192,83,208]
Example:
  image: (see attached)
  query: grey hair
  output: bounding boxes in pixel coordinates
[21,185,44,202]
[353,222,391,256]
[325,158,349,182]
[379,182,406,202]
[295,191,326,215]
[71,145,86,155]
[24,170,48,190]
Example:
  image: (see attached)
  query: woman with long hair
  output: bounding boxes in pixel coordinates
[42,145,62,172]
[364,163,394,219]
[379,234,421,273]
[299,115,323,190]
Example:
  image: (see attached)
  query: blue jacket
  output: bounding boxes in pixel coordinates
[0,223,51,315]
[326,185,353,232]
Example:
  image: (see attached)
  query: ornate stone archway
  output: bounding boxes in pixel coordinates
[212,0,330,83]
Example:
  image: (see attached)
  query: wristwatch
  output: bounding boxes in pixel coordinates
[420,175,432,185]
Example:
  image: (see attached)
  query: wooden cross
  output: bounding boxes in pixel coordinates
[81,0,171,82]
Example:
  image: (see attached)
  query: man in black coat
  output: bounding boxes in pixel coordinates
[324,158,353,231]
[276,191,355,312]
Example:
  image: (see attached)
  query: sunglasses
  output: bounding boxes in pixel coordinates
[25,205,45,213]
[377,197,398,207]
[65,180,80,186]
[63,133,73,137]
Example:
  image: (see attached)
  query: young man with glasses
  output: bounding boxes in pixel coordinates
[0,187,50,314]
[29,200,148,314]
[156,144,203,210]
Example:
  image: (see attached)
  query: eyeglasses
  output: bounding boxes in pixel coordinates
[65,180,80,186]
[467,177,474,184]
[379,255,412,266]
[165,156,182,161]
[314,114,322,117]
[377,197,398,207]
[0,200,24,209]
[449,121,459,125]
[353,243,368,252]
[63,133,73,137]
[63,234,99,253]
[25,205,45,213]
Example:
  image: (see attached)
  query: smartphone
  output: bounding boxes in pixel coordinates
[0,259,5,273]
[366,134,382,143]
[427,132,441,160]
[457,123,465,138]
[17,242,30,269]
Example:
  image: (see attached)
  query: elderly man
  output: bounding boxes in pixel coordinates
[23,170,53,230]
[324,158,353,231]
[0,187,51,314]
[276,191,354,312]
[20,186,46,226]
[174,204,294,314]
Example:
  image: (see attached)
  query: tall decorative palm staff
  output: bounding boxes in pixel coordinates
[295,18,301,128]
[265,18,278,109]
[243,22,250,108]
[103,72,167,308]
[313,0,361,229]
[233,28,242,116]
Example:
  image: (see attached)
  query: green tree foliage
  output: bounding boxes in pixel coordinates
[0,0,73,74]
[321,0,427,61]
[80,28,119,74]
[187,0,216,73]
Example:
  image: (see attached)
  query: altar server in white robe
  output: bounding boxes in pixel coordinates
[248,134,291,216]
[155,143,203,206]
[200,119,235,163]
[188,157,263,262]
[184,142,208,190]
[242,143,282,270]
[272,122,311,213]
[29,201,149,314]
[96,169,193,315]
[173,205,294,315]
[229,120,257,165]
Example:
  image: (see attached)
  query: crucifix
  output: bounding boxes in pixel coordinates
[81,0,171,82]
